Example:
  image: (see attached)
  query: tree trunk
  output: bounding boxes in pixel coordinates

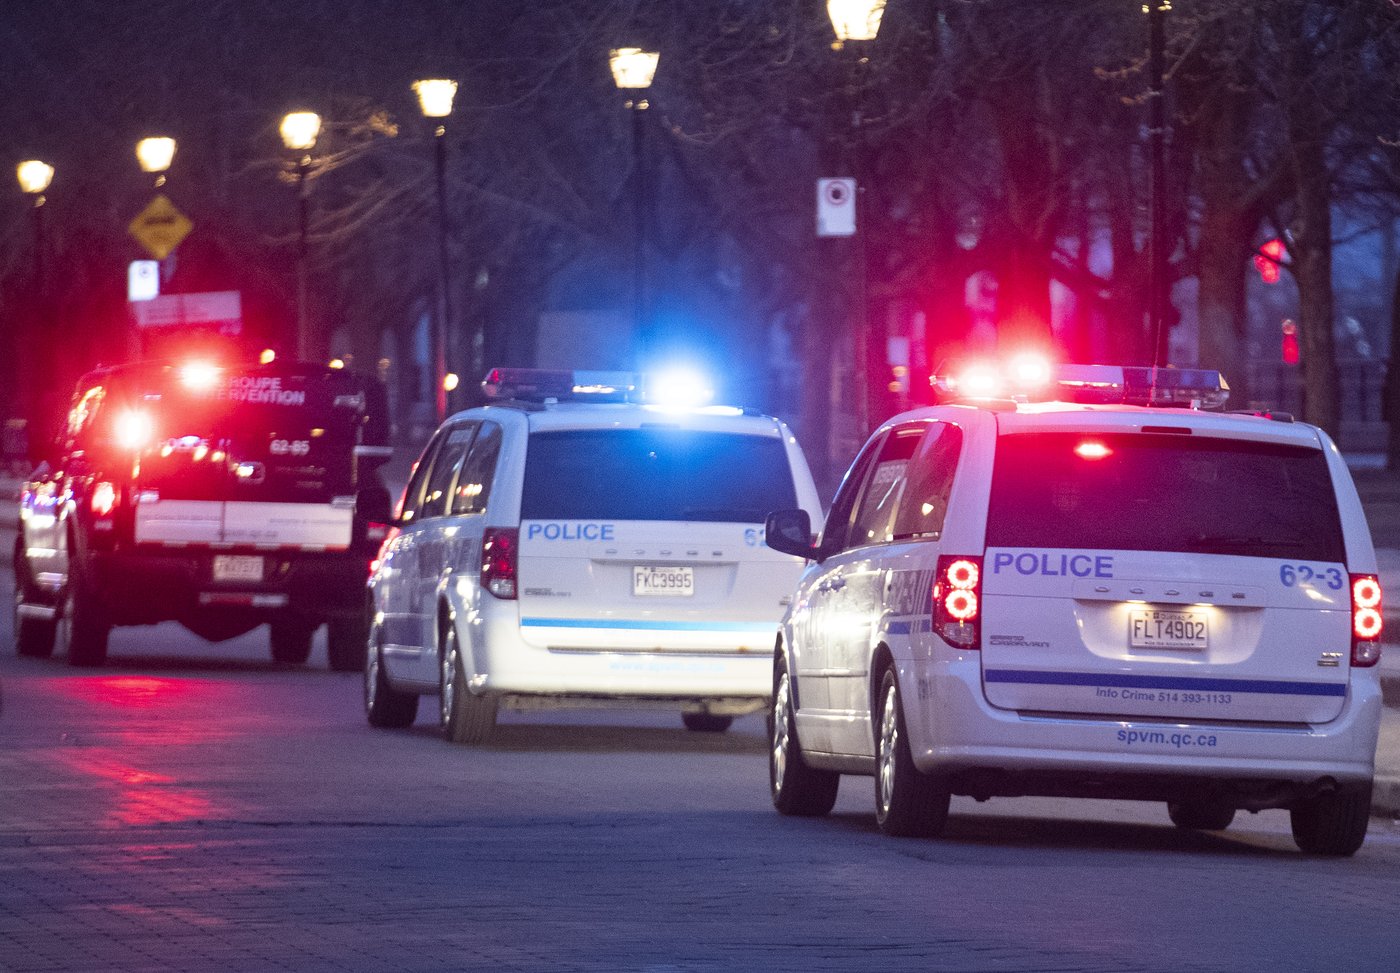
[1383,257,1400,469]
[1196,203,1253,409]
[1289,138,1339,439]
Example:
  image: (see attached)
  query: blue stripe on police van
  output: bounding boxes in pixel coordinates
[983,669,1347,697]
[521,617,775,633]
[885,620,914,635]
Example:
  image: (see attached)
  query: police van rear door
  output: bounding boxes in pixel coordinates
[132,365,364,549]
[515,424,802,654]
[978,417,1351,724]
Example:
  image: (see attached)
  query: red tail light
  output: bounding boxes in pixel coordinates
[933,555,982,649]
[91,481,118,518]
[1351,573,1383,666]
[481,528,519,599]
[369,524,400,575]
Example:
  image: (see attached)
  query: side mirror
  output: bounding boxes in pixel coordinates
[765,508,820,562]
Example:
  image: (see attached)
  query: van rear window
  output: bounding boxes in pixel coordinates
[521,428,797,523]
[986,433,1345,561]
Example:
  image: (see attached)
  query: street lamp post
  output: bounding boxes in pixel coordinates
[827,1,884,447]
[280,111,321,363]
[413,79,458,423]
[16,161,53,291]
[609,47,660,357]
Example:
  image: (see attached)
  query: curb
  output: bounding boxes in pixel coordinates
[1374,777,1400,819]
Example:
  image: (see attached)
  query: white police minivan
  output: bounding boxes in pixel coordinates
[365,368,823,743]
[764,362,1384,855]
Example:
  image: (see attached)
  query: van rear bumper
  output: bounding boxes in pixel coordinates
[460,605,774,704]
[903,654,1381,808]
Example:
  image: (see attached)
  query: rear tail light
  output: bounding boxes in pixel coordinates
[91,481,118,518]
[369,524,400,575]
[1351,573,1383,667]
[481,528,519,599]
[933,555,982,649]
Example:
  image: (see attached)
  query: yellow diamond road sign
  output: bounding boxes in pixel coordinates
[128,194,193,260]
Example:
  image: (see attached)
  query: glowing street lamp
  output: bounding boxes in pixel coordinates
[609,47,659,354]
[16,160,53,198]
[135,136,177,187]
[281,111,321,361]
[827,0,887,45]
[414,79,458,422]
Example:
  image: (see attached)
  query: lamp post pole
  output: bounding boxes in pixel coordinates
[610,48,660,356]
[17,162,52,292]
[1147,1,1171,367]
[414,80,458,423]
[280,112,321,363]
[827,1,885,453]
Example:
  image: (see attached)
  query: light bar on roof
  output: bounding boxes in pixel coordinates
[931,361,1230,410]
[480,367,639,403]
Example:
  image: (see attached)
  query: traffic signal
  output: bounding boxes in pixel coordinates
[1254,238,1285,284]
[1281,319,1299,365]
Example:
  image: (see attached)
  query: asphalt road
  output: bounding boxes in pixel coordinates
[2,564,1400,971]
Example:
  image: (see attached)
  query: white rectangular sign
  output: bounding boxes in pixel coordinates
[131,290,242,333]
[817,177,857,237]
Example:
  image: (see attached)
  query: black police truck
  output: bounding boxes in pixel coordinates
[13,360,391,668]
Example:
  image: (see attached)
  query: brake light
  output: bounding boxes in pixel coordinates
[368,524,399,575]
[481,528,519,599]
[91,481,118,517]
[114,410,155,451]
[933,555,982,649]
[1351,574,1383,666]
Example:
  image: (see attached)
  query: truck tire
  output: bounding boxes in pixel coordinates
[327,612,369,672]
[270,616,317,665]
[61,570,110,668]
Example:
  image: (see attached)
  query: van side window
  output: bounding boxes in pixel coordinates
[399,432,446,523]
[820,432,887,552]
[451,421,502,515]
[847,424,925,547]
[418,422,479,520]
[892,423,963,541]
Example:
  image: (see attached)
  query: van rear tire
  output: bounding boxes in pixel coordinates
[1290,782,1371,856]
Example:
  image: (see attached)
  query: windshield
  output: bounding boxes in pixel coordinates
[521,428,797,523]
[986,432,1345,561]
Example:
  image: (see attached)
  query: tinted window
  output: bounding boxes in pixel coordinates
[420,423,478,520]
[892,423,963,541]
[821,433,886,552]
[451,421,501,516]
[520,428,796,522]
[848,424,925,547]
[986,433,1344,561]
[399,433,445,522]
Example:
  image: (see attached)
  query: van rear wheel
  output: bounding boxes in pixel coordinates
[440,622,496,744]
[875,668,949,838]
[1290,782,1371,856]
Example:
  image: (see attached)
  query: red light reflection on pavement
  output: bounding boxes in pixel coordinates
[49,676,239,827]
